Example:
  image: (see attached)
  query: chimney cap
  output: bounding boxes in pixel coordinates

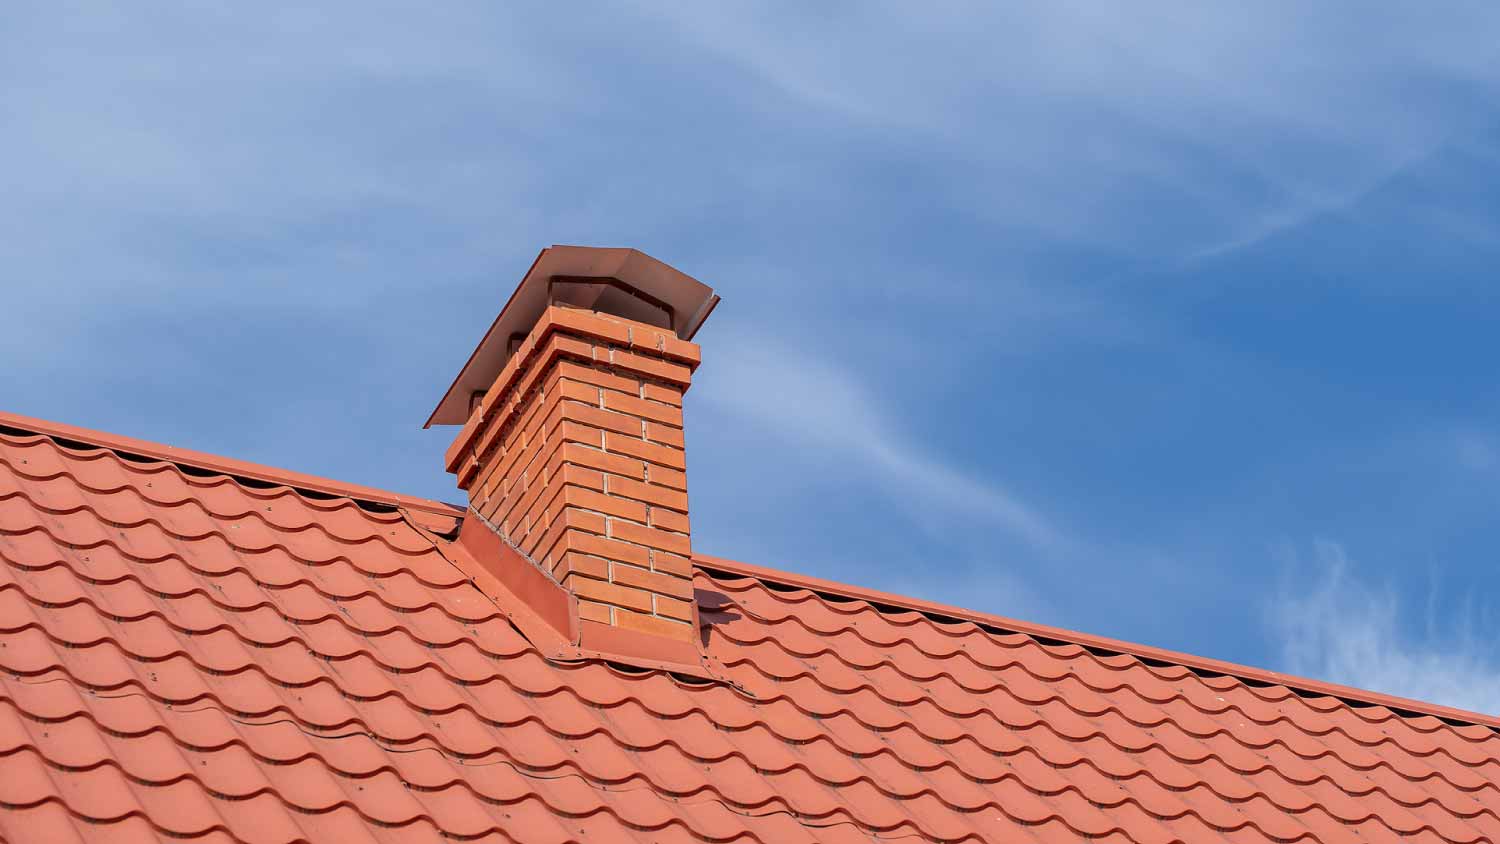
[425,245,719,427]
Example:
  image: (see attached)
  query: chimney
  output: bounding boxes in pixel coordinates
[430,246,719,664]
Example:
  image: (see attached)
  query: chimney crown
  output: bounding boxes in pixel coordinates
[434,247,717,667]
[426,246,718,428]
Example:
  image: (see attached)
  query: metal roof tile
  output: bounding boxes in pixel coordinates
[3,418,1499,843]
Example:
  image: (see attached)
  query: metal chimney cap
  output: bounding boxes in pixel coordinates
[425,246,719,427]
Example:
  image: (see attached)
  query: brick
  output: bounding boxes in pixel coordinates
[544,305,633,346]
[614,606,694,640]
[556,462,605,493]
[567,530,652,568]
[479,462,523,524]
[533,390,571,442]
[444,410,486,473]
[473,324,576,426]
[609,518,692,557]
[480,460,523,526]
[505,357,556,425]
[626,325,701,366]
[477,477,507,523]
[483,465,514,501]
[516,424,551,479]
[657,335,701,366]
[525,384,561,434]
[647,464,687,491]
[528,482,603,542]
[474,412,544,506]
[525,506,606,563]
[562,442,645,480]
[555,359,640,395]
[469,335,529,423]
[528,506,607,563]
[556,552,609,583]
[493,438,550,529]
[480,412,521,475]
[654,593,694,622]
[478,457,501,497]
[542,447,605,492]
[651,552,694,578]
[602,473,688,512]
[456,452,480,490]
[601,389,683,427]
[492,334,574,416]
[560,485,648,524]
[547,332,598,365]
[557,419,605,449]
[577,599,613,624]
[612,562,694,600]
[640,381,682,406]
[571,577,653,614]
[491,428,539,493]
[649,507,690,534]
[644,421,684,448]
[473,401,512,462]
[563,402,644,438]
[605,348,693,386]
[556,377,601,406]
[487,442,547,525]
[604,431,685,470]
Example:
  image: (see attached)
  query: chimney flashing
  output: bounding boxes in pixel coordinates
[426,246,718,428]
[443,510,723,679]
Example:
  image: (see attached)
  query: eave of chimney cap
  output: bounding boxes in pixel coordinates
[425,245,720,427]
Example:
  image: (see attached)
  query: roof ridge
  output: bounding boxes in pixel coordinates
[0,408,463,523]
[694,553,1500,732]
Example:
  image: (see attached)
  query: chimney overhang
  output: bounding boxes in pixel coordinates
[425,245,719,427]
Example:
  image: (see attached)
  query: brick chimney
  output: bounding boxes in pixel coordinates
[430,246,718,665]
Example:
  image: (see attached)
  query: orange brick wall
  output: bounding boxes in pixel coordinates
[446,306,699,641]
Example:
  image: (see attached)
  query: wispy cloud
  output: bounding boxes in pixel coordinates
[1268,541,1500,715]
[649,3,1500,260]
[699,329,1067,555]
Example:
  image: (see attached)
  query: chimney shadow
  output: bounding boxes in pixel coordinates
[695,588,740,649]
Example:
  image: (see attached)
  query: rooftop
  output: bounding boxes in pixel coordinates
[2,407,1497,843]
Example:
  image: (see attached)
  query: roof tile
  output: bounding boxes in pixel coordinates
[3,425,1500,842]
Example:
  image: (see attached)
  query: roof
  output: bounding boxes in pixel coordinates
[1,409,1498,843]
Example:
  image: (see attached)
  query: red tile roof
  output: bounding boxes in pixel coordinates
[2,409,1498,843]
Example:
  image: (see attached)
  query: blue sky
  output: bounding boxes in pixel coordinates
[6,3,1500,713]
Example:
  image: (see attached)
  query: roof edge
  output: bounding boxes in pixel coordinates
[0,409,465,523]
[694,552,1500,731]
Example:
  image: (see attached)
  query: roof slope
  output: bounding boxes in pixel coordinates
[1,418,1498,843]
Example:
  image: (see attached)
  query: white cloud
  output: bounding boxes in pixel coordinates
[1269,541,1500,716]
[699,328,1067,555]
